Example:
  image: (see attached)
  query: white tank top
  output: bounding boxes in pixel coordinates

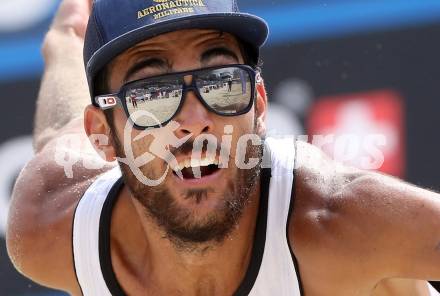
[72,137,302,295]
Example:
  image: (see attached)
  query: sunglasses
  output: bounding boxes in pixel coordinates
[94,64,259,129]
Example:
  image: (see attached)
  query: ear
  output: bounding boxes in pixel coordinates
[84,105,116,162]
[255,74,268,136]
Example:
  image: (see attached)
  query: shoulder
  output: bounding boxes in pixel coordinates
[289,141,440,287]
[6,125,114,293]
[290,141,379,269]
[292,140,364,210]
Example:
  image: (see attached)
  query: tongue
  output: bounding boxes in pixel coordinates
[181,165,219,179]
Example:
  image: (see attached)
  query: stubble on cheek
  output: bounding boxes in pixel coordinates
[112,128,169,182]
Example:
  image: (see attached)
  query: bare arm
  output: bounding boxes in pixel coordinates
[342,171,440,280]
[7,0,114,293]
[291,141,439,295]
[7,121,105,294]
[33,0,91,151]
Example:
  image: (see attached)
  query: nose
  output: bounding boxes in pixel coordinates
[173,88,214,138]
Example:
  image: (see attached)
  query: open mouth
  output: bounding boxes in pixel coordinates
[172,159,221,180]
[181,164,219,179]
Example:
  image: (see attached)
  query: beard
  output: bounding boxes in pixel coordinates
[110,124,263,252]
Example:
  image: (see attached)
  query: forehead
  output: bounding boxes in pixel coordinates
[106,29,244,90]
[110,29,242,67]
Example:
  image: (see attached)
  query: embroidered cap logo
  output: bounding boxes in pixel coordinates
[137,0,206,20]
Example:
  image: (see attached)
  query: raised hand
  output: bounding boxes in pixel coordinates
[51,0,92,39]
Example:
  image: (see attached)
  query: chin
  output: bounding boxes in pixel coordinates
[121,164,251,250]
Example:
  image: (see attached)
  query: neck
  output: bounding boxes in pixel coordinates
[112,177,263,296]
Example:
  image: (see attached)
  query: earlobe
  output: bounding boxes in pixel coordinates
[84,105,116,162]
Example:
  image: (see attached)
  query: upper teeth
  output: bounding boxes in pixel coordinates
[172,158,219,172]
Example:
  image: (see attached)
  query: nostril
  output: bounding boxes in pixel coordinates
[181,129,192,135]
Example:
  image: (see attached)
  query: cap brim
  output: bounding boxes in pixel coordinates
[86,13,268,87]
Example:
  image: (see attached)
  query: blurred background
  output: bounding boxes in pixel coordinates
[1,0,440,294]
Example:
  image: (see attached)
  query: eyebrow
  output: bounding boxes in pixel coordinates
[201,47,240,66]
[124,58,168,82]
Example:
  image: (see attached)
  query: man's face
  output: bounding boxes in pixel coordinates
[106,29,266,250]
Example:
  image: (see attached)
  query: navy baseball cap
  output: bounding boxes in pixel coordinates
[84,0,269,101]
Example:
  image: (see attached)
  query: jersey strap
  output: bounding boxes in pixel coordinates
[72,167,122,296]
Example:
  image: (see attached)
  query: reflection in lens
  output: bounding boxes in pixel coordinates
[126,82,182,127]
[196,67,251,114]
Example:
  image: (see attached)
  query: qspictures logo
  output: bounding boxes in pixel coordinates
[53,109,388,186]
[137,0,206,20]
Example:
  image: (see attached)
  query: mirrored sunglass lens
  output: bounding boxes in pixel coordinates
[196,67,252,114]
[125,79,182,127]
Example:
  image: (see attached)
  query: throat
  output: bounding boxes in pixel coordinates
[195,275,218,296]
